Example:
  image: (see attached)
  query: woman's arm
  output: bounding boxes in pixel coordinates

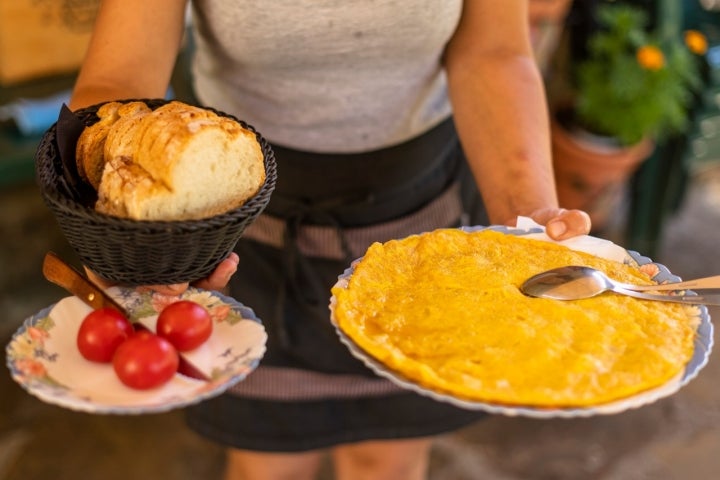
[72,0,238,293]
[70,0,189,110]
[445,1,590,238]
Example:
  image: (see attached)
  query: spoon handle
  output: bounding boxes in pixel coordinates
[614,286,720,306]
[619,275,720,292]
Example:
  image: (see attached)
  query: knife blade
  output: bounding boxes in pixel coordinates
[42,252,210,381]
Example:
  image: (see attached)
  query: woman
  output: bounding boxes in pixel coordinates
[72,1,591,479]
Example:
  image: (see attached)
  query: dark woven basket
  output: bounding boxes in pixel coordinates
[36,99,276,286]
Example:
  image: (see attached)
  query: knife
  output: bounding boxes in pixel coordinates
[42,251,210,381]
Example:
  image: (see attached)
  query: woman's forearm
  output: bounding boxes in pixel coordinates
[444,0,557,225]
[70,0,188,110]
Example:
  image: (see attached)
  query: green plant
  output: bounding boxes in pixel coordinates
[572,2,707,147]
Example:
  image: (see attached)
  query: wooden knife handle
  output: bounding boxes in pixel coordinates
[42,252,128,314]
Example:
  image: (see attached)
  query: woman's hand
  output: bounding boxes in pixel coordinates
[192,252,240,291]
[522,208,592,241]
[84,252,240,295]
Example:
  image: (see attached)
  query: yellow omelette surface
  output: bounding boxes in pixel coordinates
[331,229,699,407]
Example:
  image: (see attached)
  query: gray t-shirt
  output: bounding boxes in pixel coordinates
[190,0,462,153]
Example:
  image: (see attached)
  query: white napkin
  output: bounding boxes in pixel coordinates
[513,216,629,262]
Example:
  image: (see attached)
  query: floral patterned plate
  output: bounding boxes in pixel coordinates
[6,287,267,415]
[330,224,714,418]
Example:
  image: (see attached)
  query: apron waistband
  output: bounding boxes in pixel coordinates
[268,118,457,198]
[266,118,461,226]
[243,181,463,260]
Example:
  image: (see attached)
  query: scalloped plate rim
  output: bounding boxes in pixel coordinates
[6,287,267,415]
[329,225,714,418]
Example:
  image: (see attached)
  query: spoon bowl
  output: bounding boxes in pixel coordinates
[520,266,618,300]
[520,265,720,305]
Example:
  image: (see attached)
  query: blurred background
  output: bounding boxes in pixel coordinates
[1,1,720,478]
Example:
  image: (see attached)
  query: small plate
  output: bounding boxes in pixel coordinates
[330,225,714,418]
[6,287,267,415]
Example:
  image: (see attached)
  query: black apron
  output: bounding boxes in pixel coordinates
[237,117,478,375]
[186,118,490,452]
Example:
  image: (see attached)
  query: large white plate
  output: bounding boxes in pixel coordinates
[6,287,267,415]
[329,225,714,418]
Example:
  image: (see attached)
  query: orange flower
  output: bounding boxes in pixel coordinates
[636,45,665,71]
[209,304,231,322]
[685,30,708,55]
[27,326,49,344]
[638,263,660,279]
[15,358,48,378]
[150,292,181,313]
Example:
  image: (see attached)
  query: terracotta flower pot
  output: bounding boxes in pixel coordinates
[551,117,655,231]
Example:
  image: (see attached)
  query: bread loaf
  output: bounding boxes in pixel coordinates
[76,101,266,221]
[75,101,122,189]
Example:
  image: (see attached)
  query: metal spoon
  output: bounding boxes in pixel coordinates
[520,265,720,305]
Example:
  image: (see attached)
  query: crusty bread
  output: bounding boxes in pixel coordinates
[101,102,152,168]
[76,101,266,221]
[75,101,122,189]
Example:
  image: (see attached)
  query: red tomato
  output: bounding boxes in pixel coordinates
[156,300,213,351]
[76,307,134,363]
[112,331,179,390]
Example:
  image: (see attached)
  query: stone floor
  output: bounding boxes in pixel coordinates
[1,167,719,480]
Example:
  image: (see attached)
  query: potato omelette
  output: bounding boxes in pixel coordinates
[331,229,699,407]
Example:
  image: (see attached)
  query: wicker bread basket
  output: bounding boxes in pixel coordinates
[35,99,276,286]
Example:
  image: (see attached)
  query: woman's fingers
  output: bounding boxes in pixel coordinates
[84,252,239,296]
[528,208,592,240]
[85,265,190,295]
[192,252,240,291]
[140,283,190,296]
[84,267,116,290]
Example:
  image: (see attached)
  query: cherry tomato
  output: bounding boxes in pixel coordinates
[76,307,134,363]
[156,300,213,351]
[112,331,179,390]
